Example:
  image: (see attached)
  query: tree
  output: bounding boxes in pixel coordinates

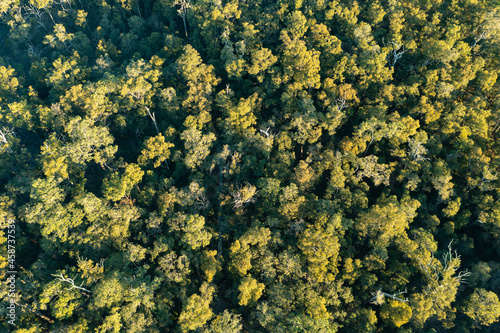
[0,0,17,14]
[204,310,242,333]
[173,0,191,38]
[39,278,84,320]
[0,65,19,103]
[355,195,420,248]
[22,176,86,253]
[472,10,500,48]
[43,24,75,53]
[102,163,144,202]
[90,272,126,310]
[231,183,258,209]
[298,219,341,283]
[201,250,221,283]
[289,95,324,144]
[379,300,412,328]
[3,0,500,331]
[46,53,90,96]
[157,251,191,283]
[137,134,174,168]
[63,116,117,167]
[77,256,105,284]
[229,226,271,276]
[176,45,220,124]
[180,128,216,170]
[411,242,471,328]
[428,159,455,202]
[355,155,392,186]
[3,100,34,130]
[238,275,264,306]
[247,47,278,83]
[178,283,214,332]
[168,214,212,250]
[293,160,315,191]
[220,37,247,80]
[119,57,163,111]
[216,92,259,135]
[462,288,500,327]
[280,31,321,93]
[278,184,306,220]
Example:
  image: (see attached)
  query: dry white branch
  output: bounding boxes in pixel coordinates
[51,273,91,293]
[231,183,259,209]
[369,289,408,304]
[173,0,191,38]
[387,41,407,67]
[0,127,14,153]
[335,97,348,112]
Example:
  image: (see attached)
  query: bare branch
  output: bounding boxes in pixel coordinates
[335,96,348,112]
[145,106,160,135]
[231,183,259,209]
[387,41,407,67]
[0,128,8,145]
[0,127,14,153]
[173,0,191,38]
[369,289,409,304]
[51,273,91,293]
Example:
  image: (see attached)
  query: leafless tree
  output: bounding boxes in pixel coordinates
[145,106,160,135]
[369,289,408,304]
[22,3,49,32]
[408,137,430,162]
[472,11,500,48]
[173,0,191,38]
[0,128,9,145]
[231,183,259,209]
[335,96,348,112]
[51,273,91,293]
[27,41,44,58]
[260,126,278,140]
[0,127,14,153]
[417,241,471,296]
[387,41,407,67]
[54,0,74,12]
[195,193,209,210]
[145,106,170,169]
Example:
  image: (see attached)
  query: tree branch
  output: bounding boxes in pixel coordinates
[51,273,91,293]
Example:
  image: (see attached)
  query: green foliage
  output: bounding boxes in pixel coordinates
[247,47,277,83]
[169,214,212,250]
[298,220,341,283]
[176,45,220,119]
[102,163,144,202]
[91,273,126,310]
[180,128,216,170]
[462,288,500,327]
[138,134,174,168]
[356,195,420,248]
[380,300,412,328]
[229,226,271,276]
[178,283,215,332]
[2,0,500,331]
[204,310,242,333]
[201,250,221,282]
[238,275,265,306]
[216,92,259,135]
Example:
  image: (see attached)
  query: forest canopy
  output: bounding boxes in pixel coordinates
[1,0,500,331]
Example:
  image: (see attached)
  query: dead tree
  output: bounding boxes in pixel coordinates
[369,289,409,304]
[145,106,160,135]
[51,273,91,293]
[173,0,191,38]
[0,127,14,153]
[387,41,407,67]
